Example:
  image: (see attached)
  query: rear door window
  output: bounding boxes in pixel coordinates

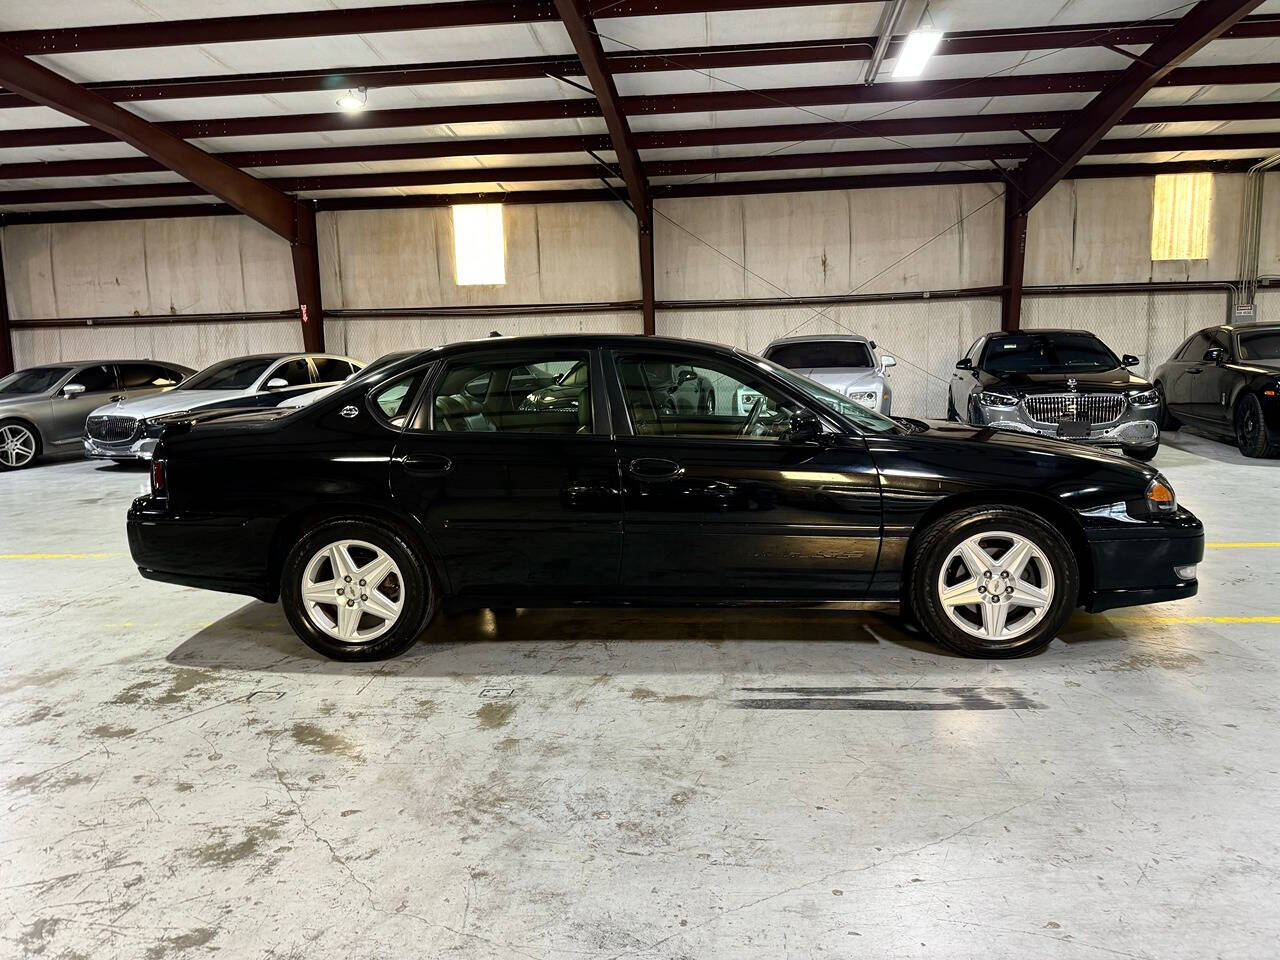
[312,358,356,383]
[417,354,592,434]
[118,363,181,388]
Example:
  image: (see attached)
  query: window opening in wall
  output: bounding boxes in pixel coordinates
[453,204,506,285]
[1151,172,1212,261]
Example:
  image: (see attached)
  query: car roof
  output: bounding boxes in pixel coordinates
[763,334,873,346]
[1222,322,1280,333]
[419,333,745,355]
[987,328,1095,338]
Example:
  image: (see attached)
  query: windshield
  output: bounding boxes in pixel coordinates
[766,341,873,369]
[981,332,1120,375]
[0,366,71,396]
[1238,330,1280,361]
[753,355,899,434]
[180,357,276,391]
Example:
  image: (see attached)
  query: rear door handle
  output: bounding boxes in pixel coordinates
[398,454,453,477]
[628,457,684,481]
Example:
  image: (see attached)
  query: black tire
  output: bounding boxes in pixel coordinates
[1122,443,1158,462]
[280,518,437,661]
[1235,393,1280,458]
[0,418,41,472]
[1155,382,1179,430]
[946,394,959,422]
[908,505,1079,659]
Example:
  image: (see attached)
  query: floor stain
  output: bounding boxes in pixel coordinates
[290,722,364,761]
[189,826,278,867]
[475,702,516,730]
[145,926,217,959]
[1103,651,1205,672]
[90,723,136,739]
[630,687,657,701]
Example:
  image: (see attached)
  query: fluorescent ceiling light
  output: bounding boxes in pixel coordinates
[336,87,367,112]
[453,204,506,286]
[892,28,943,79]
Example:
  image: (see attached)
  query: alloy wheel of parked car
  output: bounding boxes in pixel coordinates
[0,421,39,470]
[281,519,436,660]
[1235,393,1280,458]
[909,506,1077,658]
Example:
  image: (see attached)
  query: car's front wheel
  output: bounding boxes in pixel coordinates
[280,519,437,661]
[0,420,40,471]
[908,506,1078,658]
[1235,393,1280,458]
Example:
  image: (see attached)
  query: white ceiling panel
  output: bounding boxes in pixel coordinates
[1139,82,1280,107]
[0,1,420,31]
[596,5,883,53]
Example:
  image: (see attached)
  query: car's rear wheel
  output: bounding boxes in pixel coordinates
[946,395,959,422]
[280,519,437,661]
[1155,382,1179,430]
[1234,393,1280,458]
[0,420,40,471]
[908,506,1078,658]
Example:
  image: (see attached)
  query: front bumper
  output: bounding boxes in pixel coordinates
[978,401,1160,449]
[84,435,158,461]
[1082,507,1203,612]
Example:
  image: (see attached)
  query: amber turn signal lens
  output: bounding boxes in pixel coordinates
[1147,479,1175,509]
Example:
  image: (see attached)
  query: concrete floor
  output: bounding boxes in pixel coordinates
[2,429,1278,960]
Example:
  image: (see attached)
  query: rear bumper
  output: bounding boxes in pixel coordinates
[127,497,277,602]
[1082,508,1203,612]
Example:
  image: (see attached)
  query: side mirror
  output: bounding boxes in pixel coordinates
[955,357,973,370]
[882,355,897,368]
[784,409,822,444]
[669,368,699,392]
[1203,347,1225,364]
[1122,354,1140,367]
[265,378,289,390]
[62,383,86,397]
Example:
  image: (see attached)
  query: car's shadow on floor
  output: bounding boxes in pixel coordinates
[1162,429,1280,466]
[165,601,1128,676]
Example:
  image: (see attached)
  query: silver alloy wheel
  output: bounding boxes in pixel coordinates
[301,539,405,644]
[0,424,37,468]
[936,531,1055,647]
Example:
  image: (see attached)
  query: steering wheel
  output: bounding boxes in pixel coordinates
[739,396,764,437]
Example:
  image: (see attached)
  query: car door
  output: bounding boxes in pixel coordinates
[1165,332,1212,422]
[388,346,621,602]
[951,337,983,420]
[1195,329,1235,426]
[50,364,122,442]
[607,347,882,600]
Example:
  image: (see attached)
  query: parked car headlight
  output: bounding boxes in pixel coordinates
[846,389,879,408]
[1129,388,1160,406]
[977,391,1019,408]
[1145,476,1176,513]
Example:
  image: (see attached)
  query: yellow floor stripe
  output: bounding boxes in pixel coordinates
[1098,615,1280,625]
[0,552,113,560]
[1206,542,1280,549]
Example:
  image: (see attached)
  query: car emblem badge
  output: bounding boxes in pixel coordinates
[340,405,359,419]
[1067,378,1078,391]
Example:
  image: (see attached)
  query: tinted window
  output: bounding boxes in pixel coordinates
[312,358,356,383]
[1178,333,1214,361]
[423,355,591,434]
[981,333,1120,375]
[615,353,803,441]
[119,363,182,389]
[765,341,873,369]
[0,366,70,395]
[67,365,117,392]
[182,357,276,390]
[371,371,426,429]
[1238,330,1280,361]
[266,358,313,388]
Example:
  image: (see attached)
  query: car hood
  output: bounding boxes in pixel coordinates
[898,418,1147,468]
[89,389,252,419]
[979,367,1149,393]
[793,368,884,391]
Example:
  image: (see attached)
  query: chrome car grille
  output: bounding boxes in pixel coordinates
[1023,393,1124,425]
[87,416,138,443]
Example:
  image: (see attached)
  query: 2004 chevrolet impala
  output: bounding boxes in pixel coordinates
[127,335,1203,661]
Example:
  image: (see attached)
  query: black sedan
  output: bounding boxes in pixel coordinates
[1152,322,1280,458]
[127,335,1202,661]
[949,329,1161,461]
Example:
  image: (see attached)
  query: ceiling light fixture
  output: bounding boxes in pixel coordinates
[892,28,943,79]
[336,87,368,112]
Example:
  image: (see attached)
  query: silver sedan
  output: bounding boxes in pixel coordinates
[760,334,896,414]
[0,360,193,471]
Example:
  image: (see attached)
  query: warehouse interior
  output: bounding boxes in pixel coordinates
[2,1,1280,957]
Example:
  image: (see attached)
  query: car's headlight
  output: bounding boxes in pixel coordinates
[846,390,879,408]
[1129,388,1160,406]
[1146,476,1176,513]
[977,391,1019,407]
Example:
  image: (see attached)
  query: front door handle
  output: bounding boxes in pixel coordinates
[628,457,684,481]
[1187,367,1203,375]
[398,454,453,477]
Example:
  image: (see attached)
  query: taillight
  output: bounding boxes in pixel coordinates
[151,458,167,495]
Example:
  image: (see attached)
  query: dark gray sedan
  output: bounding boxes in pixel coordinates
[0,360,193,471]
